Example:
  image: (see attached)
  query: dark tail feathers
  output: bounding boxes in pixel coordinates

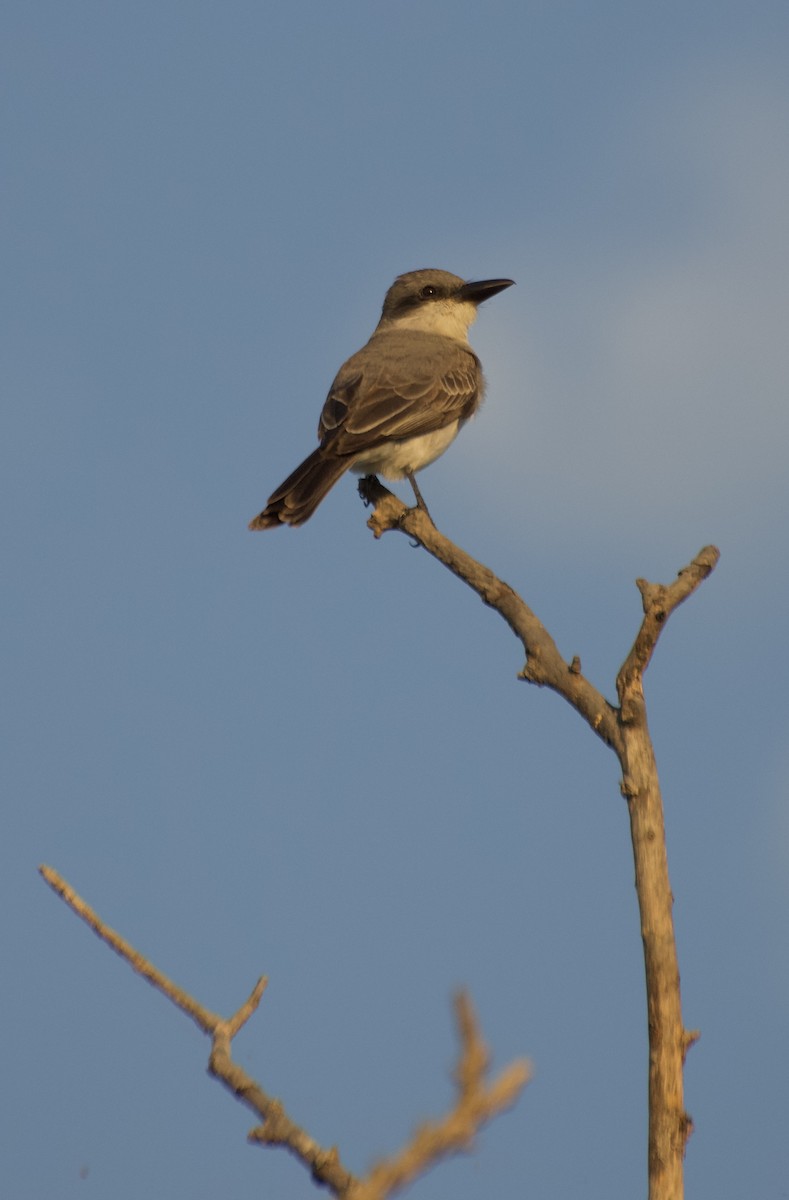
[248,449,350,529]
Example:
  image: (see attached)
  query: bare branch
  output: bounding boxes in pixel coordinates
[610,550,718,1198]
[38,863,224,1036]
[348,992,530,1200]
[357,481,721,1200]
[616,545,720,722]
[39,864,357,1195]
[42,487,721,1200]
[39,865,528,1199]
[357,477,622,754]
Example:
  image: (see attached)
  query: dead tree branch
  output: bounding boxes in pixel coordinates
[358,476,719,1200]
[39,865,529,1199]
[351,993,529,1200]
[358,477,623,752]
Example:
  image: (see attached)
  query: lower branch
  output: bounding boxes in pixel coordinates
[39,865,529,1199]
[351,993,529,1200]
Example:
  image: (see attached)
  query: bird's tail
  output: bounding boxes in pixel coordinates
[248,448,350,529]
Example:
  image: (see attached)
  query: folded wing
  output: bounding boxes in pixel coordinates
[319,330,482,455]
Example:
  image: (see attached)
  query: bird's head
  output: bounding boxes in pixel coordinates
[378,269,514,340]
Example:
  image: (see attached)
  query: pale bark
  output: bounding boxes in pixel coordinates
[359,476,717,1199]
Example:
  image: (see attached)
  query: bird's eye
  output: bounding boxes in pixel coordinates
[420,285,436,299]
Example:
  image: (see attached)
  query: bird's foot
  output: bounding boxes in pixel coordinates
[357,475,381,508]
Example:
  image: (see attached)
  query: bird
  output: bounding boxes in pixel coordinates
[248,268,514,529]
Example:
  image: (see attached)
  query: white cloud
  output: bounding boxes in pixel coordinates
[457,66,789,550]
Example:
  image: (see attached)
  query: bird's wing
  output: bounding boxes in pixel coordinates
[317,330,481,455]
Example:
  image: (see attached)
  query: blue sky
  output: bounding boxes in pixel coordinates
[4,3,789,1197]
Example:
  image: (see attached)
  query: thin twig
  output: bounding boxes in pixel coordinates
[616,545,720,722]
[39,863,223,1035]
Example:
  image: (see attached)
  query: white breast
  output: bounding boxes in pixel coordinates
[350,421,463,480]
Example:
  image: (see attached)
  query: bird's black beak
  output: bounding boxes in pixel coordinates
[459,278,515,305]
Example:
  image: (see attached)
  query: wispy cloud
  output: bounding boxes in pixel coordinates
[458,66,789,549]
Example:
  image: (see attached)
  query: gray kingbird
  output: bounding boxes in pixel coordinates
[248,268,514,529]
